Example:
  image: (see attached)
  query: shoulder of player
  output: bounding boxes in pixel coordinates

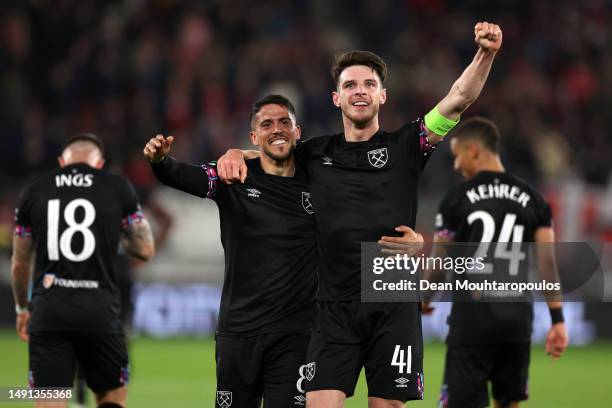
[440,182,466,209]
[242,158,308,187]
[298,134,337,150]
[19,168,61,197]
[500,172,548,202]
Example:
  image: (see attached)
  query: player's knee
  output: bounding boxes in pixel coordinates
[95,386,127,407]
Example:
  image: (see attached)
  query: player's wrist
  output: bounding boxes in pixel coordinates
[15,304,29,315]
[549,307,564,324]
[149,155,167,165]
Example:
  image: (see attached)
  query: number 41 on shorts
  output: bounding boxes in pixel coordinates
[391,345,412,374]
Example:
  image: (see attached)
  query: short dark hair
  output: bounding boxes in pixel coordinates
[63,132,105,155]
[250,94,297,126]
[450,117,501,153]
[331,50,387,87]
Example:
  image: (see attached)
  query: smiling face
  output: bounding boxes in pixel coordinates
[332,65,387,127]
[250,103,301,162]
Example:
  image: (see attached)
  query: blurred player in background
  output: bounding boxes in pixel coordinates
[423,117,568,408]
[74,155,174,408]
[144,95,318,407]
[11,133,155,408]
[219,22,502,408]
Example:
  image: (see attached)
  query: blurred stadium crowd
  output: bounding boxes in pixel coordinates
[0,0,611,249]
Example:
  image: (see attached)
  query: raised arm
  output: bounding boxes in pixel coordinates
[11,233,34,341]
[144,134,218,198]
[426,22,502,144]
[121,215,155,262]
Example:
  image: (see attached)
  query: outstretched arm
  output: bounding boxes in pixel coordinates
[144,134,217,198]
[11,234,34,341]
[426,22,502,144]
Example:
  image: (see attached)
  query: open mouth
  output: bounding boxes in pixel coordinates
[352,101,369,107]
[269,137,289,146]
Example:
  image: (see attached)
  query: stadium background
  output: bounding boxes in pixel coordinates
[0,0,611,406]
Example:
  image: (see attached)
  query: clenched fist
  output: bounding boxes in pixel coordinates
[474,21,502,52]
[143,134,174,163]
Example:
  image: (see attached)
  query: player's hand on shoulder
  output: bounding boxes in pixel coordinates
[546,322,568,359]
[474,21,502,52]
[217,149,248,185]
[378,225,424,255]
[144,134,174,163]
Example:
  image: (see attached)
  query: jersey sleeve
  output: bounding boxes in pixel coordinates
[434,192,457,240]
[14,185,33,238]
[534,194,553,229]
[150,156,221,200]
[398,117,439,170]
[116,177,145,229]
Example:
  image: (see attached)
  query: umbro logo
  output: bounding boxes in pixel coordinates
[322,157,333,166]
[246,188,261,198]
[294,395,306,405]
[395,377,410,388]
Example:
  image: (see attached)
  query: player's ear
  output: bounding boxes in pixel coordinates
[380,88,387,105]
[95,158,105,169]
[58,156,66,167]
[249,131,259,147]
[295,125,302,141]
[469,143,480,159]
[332,91,341,107]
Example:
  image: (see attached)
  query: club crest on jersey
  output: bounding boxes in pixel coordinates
[367,147,388,168]
[43,274,56,289]
[302,192,314,214]
[302,362,316,381]
[216,391,232,408]
[246,188,261,198]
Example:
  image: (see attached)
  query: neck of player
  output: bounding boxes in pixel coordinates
[476,155,505,175]
[260,153,296,177]
[343,114,380,142]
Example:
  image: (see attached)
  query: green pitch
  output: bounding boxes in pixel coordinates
[0,330,609,407]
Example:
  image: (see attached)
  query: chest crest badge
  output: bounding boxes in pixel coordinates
[367,147,388,168]
[302,192,314,214]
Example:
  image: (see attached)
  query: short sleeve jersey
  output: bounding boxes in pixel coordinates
[151,157,317,335]
[435,170,553,344]
[295,118,436,301]
[14,163,142,333]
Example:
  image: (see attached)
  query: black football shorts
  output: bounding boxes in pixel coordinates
[304,301,424,401]
[438,342,530,408]
[215,332,310,408]
[29,331,129,394]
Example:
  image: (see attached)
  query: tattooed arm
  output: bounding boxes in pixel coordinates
[121,217,155,262]
[11,234,34,341]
